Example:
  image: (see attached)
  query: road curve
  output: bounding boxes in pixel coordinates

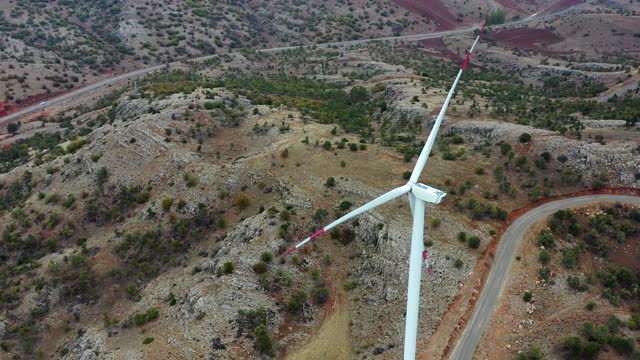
[451,194,640,359]
[0,0,594,127]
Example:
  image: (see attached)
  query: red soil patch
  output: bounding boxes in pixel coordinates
[394,0,458,30]
[542,0,583,15]
[489,28,563,50]
[0,101,16,118]
[418,38,465,63]
[0,91,62,119]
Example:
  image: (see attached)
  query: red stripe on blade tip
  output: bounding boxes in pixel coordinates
[460,53,472,69]
[310,228,325,239]
[282,246,297,257]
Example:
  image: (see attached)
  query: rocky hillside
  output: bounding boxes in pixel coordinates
[0,41,639,359]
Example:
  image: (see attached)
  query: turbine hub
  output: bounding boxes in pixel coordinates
[411,183,446,204]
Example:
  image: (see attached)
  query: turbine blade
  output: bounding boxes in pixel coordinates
[282,184,411,256]
[409,21,487,183]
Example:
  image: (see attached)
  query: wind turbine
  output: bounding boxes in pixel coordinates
[283,21,488,360]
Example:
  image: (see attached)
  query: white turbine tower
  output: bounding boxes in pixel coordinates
[283,21,488,360]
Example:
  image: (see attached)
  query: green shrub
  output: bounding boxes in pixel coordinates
[287,289,308,314]
[516,347,543,360]
[143,337,154,345]
[62,194,76,208]
[561,247,580,268]
[538,267,551,281]
[537,230,555,248]
[338,201,352,211]
[97,166,109,185]
[312,287,329,304]
[457,231,467,242]
[253,262,268,274]
[442,151,456,161]
[538,250,551,265]
[313,208,328,221]
[467,236,481,249]
[454,259,464,268]
[184,173,198,187]
[344,281,358,291]
[567,275,589,291]
[260,252,273,263]
[254,324,273,355]
[162,198,173,210]
[610,336,634,354]
[135,191,150,204]
[218,262,234,276]
[519,133,532,143]
[451,134,464,144]
[132,308,159,326]
[325,177,336,187]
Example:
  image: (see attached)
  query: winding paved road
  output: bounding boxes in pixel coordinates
[451,194,640,359]
[0,0,592,127]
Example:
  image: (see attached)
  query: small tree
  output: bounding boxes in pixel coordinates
[516,347,543,360]
[538,250,551,265]
[312,287,329,304]
[523,291,533,302]
[325,177,336,187]
[97,166,109,185]
[162,198,173,210]
[254,325,274,356]
[313,208,328,221]
[7,122,20,133]
[287,289,308,314]
[260,251,273,263]
[349,86,368,104]
[519,133,532,143]
[467,236,481,249]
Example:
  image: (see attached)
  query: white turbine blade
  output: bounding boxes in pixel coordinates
[409,21,488,183]
[282,184,412,256]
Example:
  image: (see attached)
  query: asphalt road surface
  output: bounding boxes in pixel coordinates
[0,0,592,126]
[451,194,640,359]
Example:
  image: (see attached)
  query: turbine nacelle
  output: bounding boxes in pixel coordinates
[410,183,446,204]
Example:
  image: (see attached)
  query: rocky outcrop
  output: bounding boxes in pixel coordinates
[450,120,640,187]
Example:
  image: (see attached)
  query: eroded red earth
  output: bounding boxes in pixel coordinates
[418,38,465,63]
[0,92,58,118]
[489,28,563,50]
